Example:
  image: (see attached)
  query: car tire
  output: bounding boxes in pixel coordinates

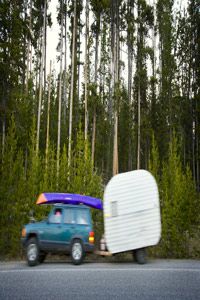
[71,239,85,265]
[26,237,40,266]
[133,248,147,264]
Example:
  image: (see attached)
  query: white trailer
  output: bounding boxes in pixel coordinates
[99,170,161,264]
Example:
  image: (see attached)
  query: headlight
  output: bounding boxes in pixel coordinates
[21,228,26,237]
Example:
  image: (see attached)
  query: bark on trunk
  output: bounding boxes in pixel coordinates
[112,0,119,176]
[57,0,64,181]
[36,0,47,155]
[68,0,77,168]
[84,0,89,141]
[25,0,32,95]
[137,82,141,170]
[45,60,52,168]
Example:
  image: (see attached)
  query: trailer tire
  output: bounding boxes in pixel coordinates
[133,248,146,264]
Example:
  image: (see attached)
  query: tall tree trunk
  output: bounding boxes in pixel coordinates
[92,16,100,165]
[45,60,52,168]
[25,0,32,95]
[137,1,141,170]
[137,82,141,169]
[68,0,77,168]
[127,0,134,104]
[36,0,47,155]
[63,0,68,123]
[196,96,199,189]
[112,0,119,176]
[43,7,47,97]
[127,0,134,170]
[113,110,119,175]
[152,0,156,83]
[84,0,89,141]
[57,0,64,181]
[91,112,96,165]
[2,110,5,158]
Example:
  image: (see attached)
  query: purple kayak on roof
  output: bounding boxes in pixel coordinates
[36,193,103,210]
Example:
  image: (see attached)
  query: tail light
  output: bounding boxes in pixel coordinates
[89,231,94,244]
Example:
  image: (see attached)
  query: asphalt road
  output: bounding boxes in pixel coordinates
[0,259,200,300]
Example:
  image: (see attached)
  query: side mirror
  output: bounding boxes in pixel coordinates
[29,210,36,223]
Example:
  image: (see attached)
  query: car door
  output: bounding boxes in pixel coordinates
[61,207,76,250]
[73,208,91,243]
[40,207,65,251]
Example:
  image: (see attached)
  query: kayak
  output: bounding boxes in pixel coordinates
[36,192,103,210]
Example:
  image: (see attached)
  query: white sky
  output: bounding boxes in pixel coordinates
[46,0,59,74]
[46,0,188,76]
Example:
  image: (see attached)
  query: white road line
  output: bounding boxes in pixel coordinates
[0,268,200,273]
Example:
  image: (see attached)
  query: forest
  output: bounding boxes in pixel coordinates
[0,0,199,258]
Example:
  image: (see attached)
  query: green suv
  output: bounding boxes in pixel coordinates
[21,204,95,266]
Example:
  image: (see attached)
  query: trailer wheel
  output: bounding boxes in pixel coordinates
[133,248,146,264]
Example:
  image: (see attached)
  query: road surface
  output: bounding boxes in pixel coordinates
[0,259,200,300]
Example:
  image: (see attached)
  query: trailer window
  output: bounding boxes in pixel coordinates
[111,201,118,217]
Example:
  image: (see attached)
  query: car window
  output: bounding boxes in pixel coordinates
[75,209,89,225]
[63,208,75,224]
[49,208,62,224]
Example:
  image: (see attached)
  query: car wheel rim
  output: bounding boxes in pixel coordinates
[27,244,37,261]
[72,243,82,260]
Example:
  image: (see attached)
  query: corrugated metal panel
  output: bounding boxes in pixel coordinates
[104,170,161,254]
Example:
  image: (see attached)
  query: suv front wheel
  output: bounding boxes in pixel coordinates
[71,239,84,265]
[26,237,40,266]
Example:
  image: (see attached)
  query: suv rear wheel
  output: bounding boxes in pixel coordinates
[71,239,84,265]
[26,237,40,266]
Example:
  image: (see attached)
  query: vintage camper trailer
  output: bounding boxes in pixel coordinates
[102,170,161,263]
